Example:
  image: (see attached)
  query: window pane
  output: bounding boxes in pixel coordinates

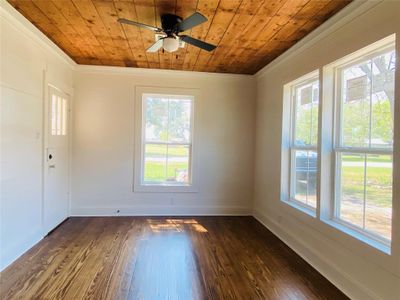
[51,94,57,135]
[307,151,317,208]
[293,150,317,208]
[371,51,395,148]
[338,153,365,227]
[365,154,392,240]
[341,62,371,147]
[166,145,190,184]
[143,144,167,183]
[294,81,319,146]
[168,99,192,143]
[62,98,67,135]
[57,96,62,135]
[145,97,168,142]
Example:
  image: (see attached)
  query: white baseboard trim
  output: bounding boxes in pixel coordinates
[253,211,379,300]
[70,205,252,217]
[1,231,43,272]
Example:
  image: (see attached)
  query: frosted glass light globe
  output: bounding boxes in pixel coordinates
[163,37,179,53]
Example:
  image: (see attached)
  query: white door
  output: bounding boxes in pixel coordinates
[44,86,70,233]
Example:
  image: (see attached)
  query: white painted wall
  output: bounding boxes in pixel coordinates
[0,2,74,270]
[253,1,400,299]
[71,67,256,216]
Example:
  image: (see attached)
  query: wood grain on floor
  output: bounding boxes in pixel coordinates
[0,217,348,299]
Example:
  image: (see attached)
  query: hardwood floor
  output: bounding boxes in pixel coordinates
[0,217,348,299]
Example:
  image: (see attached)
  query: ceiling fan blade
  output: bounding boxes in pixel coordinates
[147,39,164,52]
[118,18,162,32]
[177,12,207,32]
[180,35,216,52]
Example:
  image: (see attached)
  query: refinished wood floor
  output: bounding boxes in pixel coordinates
[0,217,348,299]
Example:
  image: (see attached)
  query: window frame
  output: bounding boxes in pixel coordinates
[331,42,395,246]
[133,86,199,193]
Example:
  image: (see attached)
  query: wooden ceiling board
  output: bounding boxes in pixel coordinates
[193,0,242,72]
[7,0,352,74]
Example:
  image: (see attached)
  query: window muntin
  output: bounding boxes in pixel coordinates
[334,46,395,243]
[142,94,193,186]
[289,76,319,210]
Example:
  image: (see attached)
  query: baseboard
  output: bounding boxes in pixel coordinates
[253,211,379,300]
[0,231,43,272]
[70,205,252,217]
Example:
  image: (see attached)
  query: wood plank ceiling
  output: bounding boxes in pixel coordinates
[7,0,352,74]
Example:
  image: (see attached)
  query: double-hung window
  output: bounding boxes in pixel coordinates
[142,94,193,186]
[288,72,319,210]
[132,88,197,193]
[333,43,395,243]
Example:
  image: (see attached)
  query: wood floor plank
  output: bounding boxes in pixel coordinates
[0,217,348,300]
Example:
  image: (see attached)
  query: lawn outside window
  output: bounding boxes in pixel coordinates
[134,87,199,193]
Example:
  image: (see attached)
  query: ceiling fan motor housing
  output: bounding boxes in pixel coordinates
[161,14,182,35]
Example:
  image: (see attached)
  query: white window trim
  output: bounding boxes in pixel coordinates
[282,70,319,215]
[320,34,396,252]
[133,86,200,193]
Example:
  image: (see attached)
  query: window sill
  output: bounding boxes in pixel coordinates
[134,184,198,193]
[282,199,316,218]
[321,218,391,254]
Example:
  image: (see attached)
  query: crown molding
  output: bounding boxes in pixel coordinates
[0,0,76,69]
[75,64,254,80]
[255,0,382,79]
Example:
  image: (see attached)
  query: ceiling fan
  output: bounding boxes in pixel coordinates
[118,12,216,53]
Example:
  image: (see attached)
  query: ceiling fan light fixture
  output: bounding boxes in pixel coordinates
[163,37,180,53]
[118,13,216,53]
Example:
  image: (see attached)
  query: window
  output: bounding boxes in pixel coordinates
[142,94,193,185]
[134,87,198,193]
[51,93,68,136]
[287,72,319,211]
[333,43,395,243]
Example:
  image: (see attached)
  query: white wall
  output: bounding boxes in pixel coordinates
[71,67,256,216]
[253,1,400,299]
[0,2,74,270]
